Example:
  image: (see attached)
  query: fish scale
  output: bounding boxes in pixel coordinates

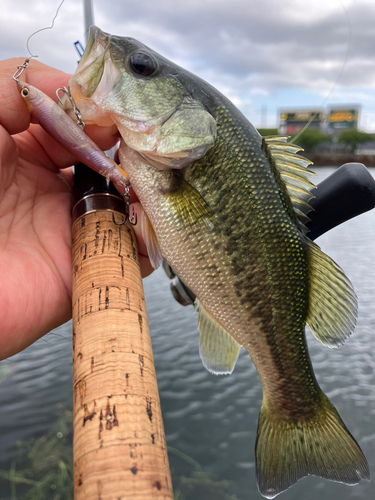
[155,102,318,418]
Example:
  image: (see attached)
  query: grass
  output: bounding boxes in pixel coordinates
[0,409,238,500]
[0,408,73,500]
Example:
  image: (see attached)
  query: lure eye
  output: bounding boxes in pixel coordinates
[128,51,157,77]
[21,88,29,97]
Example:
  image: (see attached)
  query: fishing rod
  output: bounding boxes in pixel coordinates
[71,2,173,499]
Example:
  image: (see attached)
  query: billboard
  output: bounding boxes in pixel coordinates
[327,108,359,130]
[279,110,325,135]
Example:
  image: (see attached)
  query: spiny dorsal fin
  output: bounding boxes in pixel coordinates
[263,136,316,230]
[196,300,242,375]
[306,238,357,347]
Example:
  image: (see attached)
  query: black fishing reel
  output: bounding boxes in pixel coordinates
[164,163,375,306]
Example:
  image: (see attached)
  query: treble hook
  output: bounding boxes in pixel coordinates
[56,86,85,130]
[112,185,137,226]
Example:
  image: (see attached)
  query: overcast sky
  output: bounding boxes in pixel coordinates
[2,0,375,130]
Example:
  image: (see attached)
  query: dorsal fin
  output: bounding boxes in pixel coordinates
[263,136,316,230]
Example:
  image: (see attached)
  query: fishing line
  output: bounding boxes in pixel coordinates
[26,0,65,59]
[291,0,353,144]
[13,0,65,81]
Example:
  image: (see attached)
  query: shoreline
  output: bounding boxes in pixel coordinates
[302,152,375,167]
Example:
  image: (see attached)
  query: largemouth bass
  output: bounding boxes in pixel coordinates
[23,26,370,497]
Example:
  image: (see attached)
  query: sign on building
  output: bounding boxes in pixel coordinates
[327,107,359,130]
[279,110,325,135]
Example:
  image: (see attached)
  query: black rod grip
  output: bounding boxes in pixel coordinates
[307,163,375,240]
[72,163,125,223]
[73,163,121,201]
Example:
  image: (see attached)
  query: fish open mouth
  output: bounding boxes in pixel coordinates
[77,26,109,74]
[69,26,110,100]
[63,27,122,127]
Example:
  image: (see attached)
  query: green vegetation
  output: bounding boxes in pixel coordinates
[337,129,374,152]
[257,128,278,136]
[291,128,331,152]
[0,411,238,500]
[0,408,73,500]
[169,447,239,500]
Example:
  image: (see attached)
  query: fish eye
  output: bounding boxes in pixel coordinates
[21,88,29,97]
[128,51,158,77]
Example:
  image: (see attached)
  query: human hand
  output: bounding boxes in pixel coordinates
[0,58,153,360]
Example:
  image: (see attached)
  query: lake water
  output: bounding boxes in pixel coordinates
[0,167,375,500]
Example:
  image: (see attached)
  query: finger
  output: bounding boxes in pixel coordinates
[139,256,154,279]
[60,167,74,187]
[0,125,18,191]
[0,58,70,135]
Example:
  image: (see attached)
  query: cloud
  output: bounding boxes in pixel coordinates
[1,0,375,129]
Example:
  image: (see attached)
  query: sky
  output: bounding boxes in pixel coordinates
[1,0,375,131]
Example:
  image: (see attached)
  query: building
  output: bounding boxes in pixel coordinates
[278,105,360,138]
[327,106,360,138]
[278,109,325,135]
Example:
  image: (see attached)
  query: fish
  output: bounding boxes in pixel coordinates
[20,26,370,498]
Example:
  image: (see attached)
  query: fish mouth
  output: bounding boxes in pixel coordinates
[69,26,109,100]
[64,26,121,126]
[76,26,109,80]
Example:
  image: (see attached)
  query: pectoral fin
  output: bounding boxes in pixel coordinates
[165,174,213,230]
[306,238,357,347]
[196,300,242,375]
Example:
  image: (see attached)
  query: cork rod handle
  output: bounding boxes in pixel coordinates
[72,209,173,499]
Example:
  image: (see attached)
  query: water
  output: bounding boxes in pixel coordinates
[1,167,375,499]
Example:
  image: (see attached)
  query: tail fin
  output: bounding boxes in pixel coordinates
[255,395,369,498]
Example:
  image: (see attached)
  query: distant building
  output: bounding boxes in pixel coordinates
[278,109,325,135]
[327,106,360,138]
[278,105,360,138]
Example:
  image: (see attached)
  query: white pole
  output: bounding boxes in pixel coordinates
[83,0,94,43]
